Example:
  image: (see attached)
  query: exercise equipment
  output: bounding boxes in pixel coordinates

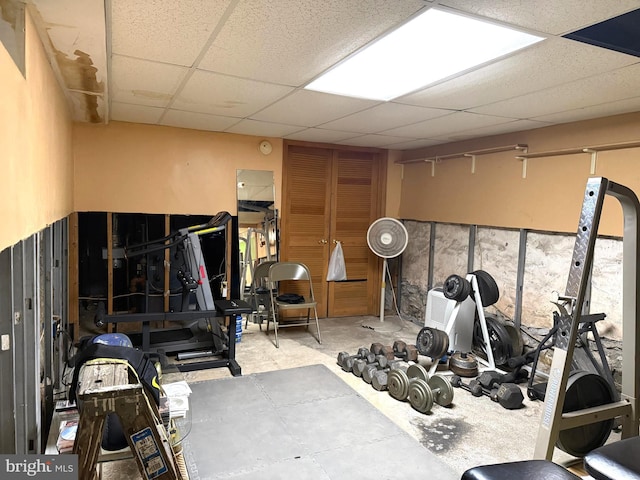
[407,375,454,414]
[533,177,640,460]
[363,360,401,384]
[584,435,640,480]
[388,363,429,401]
[423,270,505,376]
[461,460,581,480]
[336,347,372,372]
[448,352,479,377]
[372,363,408,392]
[353,354,387,377]
[393,340,419,362]
[451,374,523,410]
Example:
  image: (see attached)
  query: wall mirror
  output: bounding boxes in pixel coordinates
[236,169,278,297]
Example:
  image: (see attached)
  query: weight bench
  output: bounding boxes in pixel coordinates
[584,436,640,479]
[461,460,580,480]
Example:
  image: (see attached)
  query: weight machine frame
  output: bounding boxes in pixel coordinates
[428,273,500,377]
[534,177,640,460]
[99,213,250,375]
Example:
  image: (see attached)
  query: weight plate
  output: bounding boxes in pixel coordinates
[443,274,471,301]
[556,371,614,457]
[471,270,500,306]
[407,363,429,381]
[388,369,410,401]
[408,378,434,413]
[473,314,512,366]
[428,375,455,406]
[503,321,524,357]
[448,351,479,377]
[416,327,449,358]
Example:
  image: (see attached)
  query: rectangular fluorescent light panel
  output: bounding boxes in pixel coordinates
[305,8,544,101]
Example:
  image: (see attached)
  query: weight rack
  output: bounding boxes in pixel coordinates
[534,177,640,459]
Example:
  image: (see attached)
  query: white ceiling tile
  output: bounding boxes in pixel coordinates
[381,112,517,138]
[397,37,638,110]
[110,56,189,107]
[384,138,444,150]
[430,119,552,143]
[226,119,304,137]
[110,0,232,66]
[251,90,378,127]
[160,109,240,132]
[173,70,294,118]
[198,0,426,85]
[532,97,640,124]
[470,63,640,119]
[110,102,164,124]
[284,128,361,144]
[437,1,640,35]
[319,103,453,133]
[337,134,418,148]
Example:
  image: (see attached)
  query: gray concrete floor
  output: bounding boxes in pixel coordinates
[98,314,592,479]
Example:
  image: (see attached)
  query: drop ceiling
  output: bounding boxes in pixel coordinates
[27,0,640,152]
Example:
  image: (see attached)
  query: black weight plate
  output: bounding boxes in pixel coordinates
[472,314,512,366]
[503,321,524,357]
[443,274,471,302]
[416,327,449,358]
[556,371,614,457]
[471,270,500,306]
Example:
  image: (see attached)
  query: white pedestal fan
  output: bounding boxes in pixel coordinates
[366,218,408,322]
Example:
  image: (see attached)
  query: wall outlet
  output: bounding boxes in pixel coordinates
[1,334,10,351]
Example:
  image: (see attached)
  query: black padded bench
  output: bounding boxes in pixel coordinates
[584,436,640,480]
[461,459,580,480]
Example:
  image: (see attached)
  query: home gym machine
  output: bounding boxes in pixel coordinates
[417,270,518,376]
[96,212,251,375]
[534,177,640,460]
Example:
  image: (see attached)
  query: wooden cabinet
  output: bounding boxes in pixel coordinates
[281,142,386,317]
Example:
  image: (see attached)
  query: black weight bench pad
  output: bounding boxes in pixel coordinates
[584,436,640,480]
[462,460,580,480]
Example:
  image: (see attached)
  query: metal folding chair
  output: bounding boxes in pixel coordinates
[246,260,277,328]
[267,262,322,348]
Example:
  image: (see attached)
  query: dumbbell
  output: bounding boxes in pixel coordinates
[372,363,408,391]
[388,363,430,401]
[362,360,402,384]
[451,375,524,410]
[353,354,388,377]
[371,342,395,361]
[336,348,373,372]
[392,340,419,362]
[477,369,528,389]
[408,375,455,414]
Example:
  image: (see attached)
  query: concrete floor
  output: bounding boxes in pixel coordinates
[97,314,592,479]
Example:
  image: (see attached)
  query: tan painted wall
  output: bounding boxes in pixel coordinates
[399,112,640,237]
[0,9,73,251]
[73,122,283,216]
[385,150,403,218]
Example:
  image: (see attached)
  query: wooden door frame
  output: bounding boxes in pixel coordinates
[282,140,388,317]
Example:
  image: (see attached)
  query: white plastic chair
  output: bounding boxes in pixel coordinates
[267,262,322,348]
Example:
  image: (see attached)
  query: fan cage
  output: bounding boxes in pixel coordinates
[367,218,408,258]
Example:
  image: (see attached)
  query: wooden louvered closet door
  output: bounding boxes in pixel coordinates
[281,142,386,318]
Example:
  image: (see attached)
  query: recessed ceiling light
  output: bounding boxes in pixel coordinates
[305,8,544,101]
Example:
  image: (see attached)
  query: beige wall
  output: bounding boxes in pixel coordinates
[0,9,74,251]
[73,122,283,216]
[399,112,640,237]
[385,150,403,218]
